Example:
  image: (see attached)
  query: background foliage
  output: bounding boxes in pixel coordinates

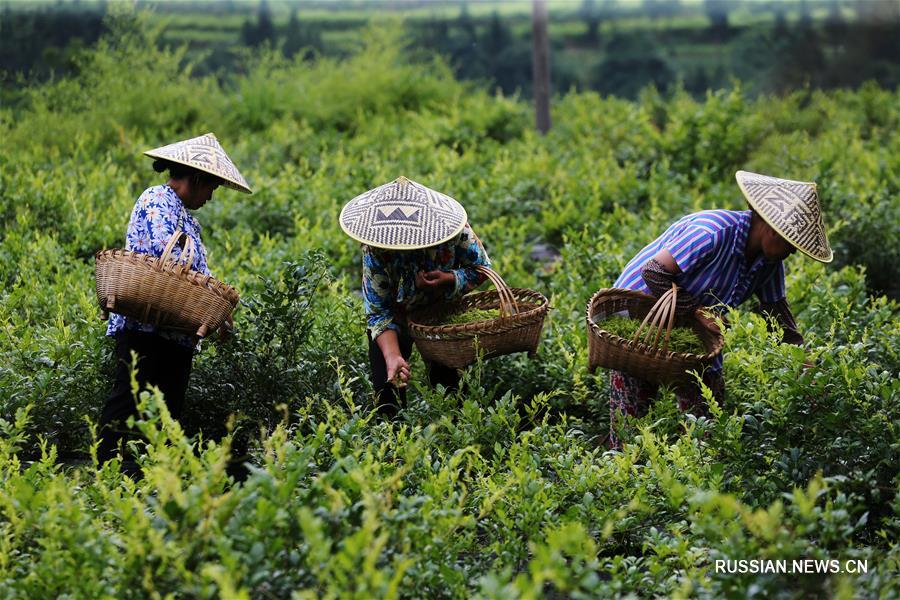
[3,0,900,101]
[0,9,898,598]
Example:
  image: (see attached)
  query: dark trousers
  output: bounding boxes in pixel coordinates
[368,329,459,418]
[97,330,193,463]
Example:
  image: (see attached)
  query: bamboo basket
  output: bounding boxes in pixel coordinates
[95,231,239,338]
[586,284,723,384]
[407,266,549,369]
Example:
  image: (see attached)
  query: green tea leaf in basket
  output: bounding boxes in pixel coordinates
[598,315,706,354]
[442,308,501,325]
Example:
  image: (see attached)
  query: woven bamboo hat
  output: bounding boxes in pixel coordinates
[144,133,252,194]
[736,170,832,263]
[340,176,467,250]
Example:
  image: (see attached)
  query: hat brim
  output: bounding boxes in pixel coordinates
[339,177,468,250]
[144,151,253,194]
[736,171,833,263]
[339,205,467,250]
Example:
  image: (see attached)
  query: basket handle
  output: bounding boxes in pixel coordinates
[159,230,195,270]
[474,265,519,318]
[632,283,678,354]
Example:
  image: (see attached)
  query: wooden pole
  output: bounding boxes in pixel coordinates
[531,0,551,134]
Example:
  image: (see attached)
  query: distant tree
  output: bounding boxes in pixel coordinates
[412,17,451,66]
[283,8,301,57]
[256,0,275,45]
[730,27,778,93]
[591,32,674,98]
[773,4,789,37]
[833,2,900,88]
[824,0,847,38]
[704,0,730,39]
[484,12,512,57]
[456,2,476,39]
[241,19,257,47]
[0,3,106,78]
[282,7,320,60]
[771,19,826,91]
[580,0,601,44]
[242,0,275,48]
[495,42,537,95]
[408,7,487,85]
[449,3,484,79]
[798,0,813,28]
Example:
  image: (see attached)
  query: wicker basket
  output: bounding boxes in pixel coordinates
[407,266,549,369]
[586,284,723,384]
[95,231,239,338]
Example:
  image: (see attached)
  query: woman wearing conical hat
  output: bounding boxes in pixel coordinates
[340,177,492,419]
[98,133,252,470]
[608,171,832,448]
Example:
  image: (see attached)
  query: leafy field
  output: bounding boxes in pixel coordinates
[1,14,898,599]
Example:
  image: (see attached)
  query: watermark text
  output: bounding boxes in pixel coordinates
[714,559,868,575]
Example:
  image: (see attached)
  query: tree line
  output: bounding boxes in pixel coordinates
[2,0,899,100]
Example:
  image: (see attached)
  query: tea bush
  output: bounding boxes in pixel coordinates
[0,12,897,598]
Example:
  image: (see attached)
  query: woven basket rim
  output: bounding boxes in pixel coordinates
[96,248,239,303]
[408,287,549,337]
[585,287,724,361]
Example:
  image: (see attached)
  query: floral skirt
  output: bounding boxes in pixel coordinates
[608,369,725,449]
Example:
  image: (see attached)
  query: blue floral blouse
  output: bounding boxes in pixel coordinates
[362,223,492,339]
[106,184,211,348]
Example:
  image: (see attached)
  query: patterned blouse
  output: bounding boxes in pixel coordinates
[106,184,211,348]
[362,223,491,339]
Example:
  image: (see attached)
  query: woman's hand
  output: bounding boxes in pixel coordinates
[386,353,411,388]
[375,329,410,388]
[416,270,455,289]
[217,313,234,343]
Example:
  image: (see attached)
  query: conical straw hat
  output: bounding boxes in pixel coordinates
[340,177,468,250]
[144,133,252,194]
[736,170,832,263]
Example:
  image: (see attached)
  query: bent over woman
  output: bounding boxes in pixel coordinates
[608,171,832,447]
[340,177,491,418]
[97,133,252,466]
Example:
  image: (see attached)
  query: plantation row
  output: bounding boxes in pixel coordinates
[1,17,898,598]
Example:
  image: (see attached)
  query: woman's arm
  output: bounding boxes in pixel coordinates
[755,264,803,345]
[757,298,804,346]
[641,252,701,315]
[362,247,411,385]
[362,246,400,340]
[638,224,720,313]
[444,224,491,300]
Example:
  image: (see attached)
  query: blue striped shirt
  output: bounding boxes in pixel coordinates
[614,209,786,372]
